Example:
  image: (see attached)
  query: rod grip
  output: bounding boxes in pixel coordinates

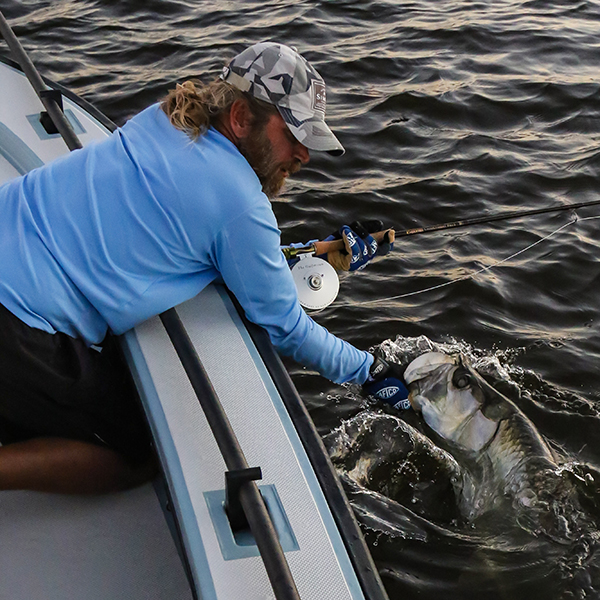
[312,229,395,255]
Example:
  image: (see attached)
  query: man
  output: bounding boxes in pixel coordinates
[0,42,406,494]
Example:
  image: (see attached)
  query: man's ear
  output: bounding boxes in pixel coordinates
[229,98,253,139]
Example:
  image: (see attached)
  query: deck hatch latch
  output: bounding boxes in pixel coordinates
[225,466,262,533]
[39,89,64,134]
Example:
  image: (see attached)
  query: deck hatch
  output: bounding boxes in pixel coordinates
[205,484,300,561]
[26,108,85,140]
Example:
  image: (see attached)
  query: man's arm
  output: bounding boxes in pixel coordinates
[212,203,373,384]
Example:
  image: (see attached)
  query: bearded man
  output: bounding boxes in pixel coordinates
[0,42,406,494]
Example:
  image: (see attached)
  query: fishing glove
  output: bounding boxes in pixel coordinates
[281,220,394,269]
[363,352,411,410]
[321,220,394,272]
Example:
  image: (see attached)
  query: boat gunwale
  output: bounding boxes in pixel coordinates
[0,51,117,133]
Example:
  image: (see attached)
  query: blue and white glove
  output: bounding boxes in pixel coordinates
[337,225,378,272]
[363,352,411,411]
[281,220,394,270]
[320,220,393,272]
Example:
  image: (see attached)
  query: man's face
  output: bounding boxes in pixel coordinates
[239,112,310,199]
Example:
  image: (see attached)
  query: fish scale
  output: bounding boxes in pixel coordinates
[485,415,555,507]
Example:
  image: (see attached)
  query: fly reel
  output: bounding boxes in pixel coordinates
[291,255,339,311]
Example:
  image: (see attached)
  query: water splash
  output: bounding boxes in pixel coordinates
[331,334,600,598]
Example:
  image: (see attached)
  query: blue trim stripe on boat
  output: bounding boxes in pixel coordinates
[122,329,218,600]
[0,121,44,174]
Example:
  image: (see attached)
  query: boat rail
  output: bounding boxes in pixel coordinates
[230,294,390,600]
[160,308,301,599]
[0,11,82,151]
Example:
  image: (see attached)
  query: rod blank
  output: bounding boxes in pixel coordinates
[395,198,600,238]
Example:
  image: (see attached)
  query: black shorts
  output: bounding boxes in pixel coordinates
[0,302,152,466]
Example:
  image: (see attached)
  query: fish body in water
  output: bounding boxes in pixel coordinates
[325,344,600,595]
[324,410,472,524]
[404,352,557,511]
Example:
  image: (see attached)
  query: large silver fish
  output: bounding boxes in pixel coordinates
[404,352,557,511]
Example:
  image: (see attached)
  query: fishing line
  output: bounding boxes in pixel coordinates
[354,214,600,307]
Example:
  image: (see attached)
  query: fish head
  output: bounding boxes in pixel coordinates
[404,352,511,452]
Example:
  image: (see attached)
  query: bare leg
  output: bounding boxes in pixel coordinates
[0,437,157,494]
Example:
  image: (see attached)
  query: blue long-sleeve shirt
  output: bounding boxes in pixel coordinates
[0,104,372,384]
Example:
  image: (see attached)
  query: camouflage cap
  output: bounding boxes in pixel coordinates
[220,42,345,156]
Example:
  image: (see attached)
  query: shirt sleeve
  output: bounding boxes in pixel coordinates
[211,199,373,385]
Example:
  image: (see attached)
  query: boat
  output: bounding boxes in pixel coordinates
[0,13,389,600]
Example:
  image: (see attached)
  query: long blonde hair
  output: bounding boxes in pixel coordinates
[161,79,277,140]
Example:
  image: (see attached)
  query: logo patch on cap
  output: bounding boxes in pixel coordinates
[312,81,326,113]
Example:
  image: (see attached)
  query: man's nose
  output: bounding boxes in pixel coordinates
[295,142,310,165]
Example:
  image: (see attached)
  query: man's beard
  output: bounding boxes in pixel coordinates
[239,123,301,199]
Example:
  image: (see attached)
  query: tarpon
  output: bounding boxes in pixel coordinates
[404,351,558,513]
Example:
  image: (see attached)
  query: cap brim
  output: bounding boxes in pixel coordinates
[278,108,345,156]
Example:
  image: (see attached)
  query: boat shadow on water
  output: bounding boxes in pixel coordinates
[324,335,600,600]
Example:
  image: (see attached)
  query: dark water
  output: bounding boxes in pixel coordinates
[4,1,600,598]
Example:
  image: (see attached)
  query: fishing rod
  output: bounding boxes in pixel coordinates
[0,9,82,151]
[310,197,600,256]
[393,197,600,238]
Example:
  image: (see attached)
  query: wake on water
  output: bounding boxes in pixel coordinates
[324,335,600,599]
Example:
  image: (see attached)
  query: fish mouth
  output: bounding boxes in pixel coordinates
[406,352,504,452]
[404,352,456,385]
[410,387,499,452]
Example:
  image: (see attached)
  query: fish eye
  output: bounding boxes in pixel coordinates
[452,368,471,389]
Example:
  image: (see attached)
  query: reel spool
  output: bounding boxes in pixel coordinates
[291,255,339,311]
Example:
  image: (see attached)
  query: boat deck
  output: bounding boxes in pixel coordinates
[123,284,366,600]
[0,485,193,599]
[0,45,387,600]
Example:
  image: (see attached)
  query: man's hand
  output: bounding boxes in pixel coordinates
[319,220,395,272]
[363,351,411,410]
[281,219,394,269]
